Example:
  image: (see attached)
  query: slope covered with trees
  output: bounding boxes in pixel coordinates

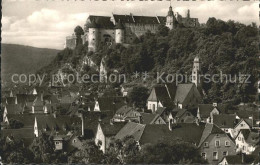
[39,17,258,104]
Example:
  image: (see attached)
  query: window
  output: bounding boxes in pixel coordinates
[240,124,244,127]
[73,139,77,143]
[55,142,59,145]
[213,152,218,160]
[223,151,228,156]
[225,141,230,147]
[238,137,241,141]
[201,153,206,159]
[243,146,246,151]
[215,140,220,147]
[204,142,209,147]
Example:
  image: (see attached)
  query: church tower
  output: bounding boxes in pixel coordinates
[166,5,176,30]
[192,56,201,87]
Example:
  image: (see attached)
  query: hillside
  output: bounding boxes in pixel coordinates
[38,18,259,104]
[1,44,60,85]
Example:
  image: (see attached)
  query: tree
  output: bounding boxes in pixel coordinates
[134,141,207,164]
[157,24,169,37]
[105,136,139,164]
[68,140,104,164]
[128,86,149,108]
[74,25,84,46]
[0,137,33,163]
[29,132,55,163]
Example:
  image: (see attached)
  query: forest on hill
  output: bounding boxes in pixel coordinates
[38,17,259,104]
[2,44,60,86]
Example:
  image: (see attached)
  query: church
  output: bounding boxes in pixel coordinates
[65,6,200,52]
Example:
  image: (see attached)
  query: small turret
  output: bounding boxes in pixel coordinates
[88,19,99,52]
[192,55,201,87]
[187,9,190,18]
[166,5,177,30]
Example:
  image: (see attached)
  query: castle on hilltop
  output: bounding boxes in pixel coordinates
[65,6,200,52]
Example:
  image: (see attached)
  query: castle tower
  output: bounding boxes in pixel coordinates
[192,56,201,87]
[166,5,176,30]
[88,19,99,52]
[115,20,125,44]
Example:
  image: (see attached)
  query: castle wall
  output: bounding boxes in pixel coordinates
[115,29,124,44]
[124,23,159,43]
[65,36,77,49]
[99,29,115,44]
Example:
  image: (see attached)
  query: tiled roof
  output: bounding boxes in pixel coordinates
[236,110,259,119]
[1,128,35,147]
[133,16,159,24]
[6,97,16,104]
[198,123,224,147]
[86,15,114,29]
[223,155,256,164]
[140,123,205,146]
[113,14,134,24]
[100,122,126,137]
[174,84,194,103]
[213,114,237,128]
[157,16,166,24]
[83,111,115,139]
[115,105,133,114]
[240,129,260,146]
[97,97,126,112]
[198,104,228,118]
[115,122,145,141]
[147,85,174,108]
[5,104,23,114]
[140,113,160,124]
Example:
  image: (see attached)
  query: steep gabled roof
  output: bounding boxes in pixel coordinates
[115,122,145,141]
[140,113,160,124]
[147,85,174,108]
[87,15,114,29]
[100,122,126,137]
[97,97,126,112]
[157,16,166,24]
[5,104,23,114]
[174,84,194,103]
[132,16,159,24]
[240,129,260,146]
[139,123,205,146]
[198,123,224,147]
[213,114,237,128]
[113,14,135,23]
[222,155,256,164]
[198,103,229,118]
[6,97,16,104]
[1,128,34,147]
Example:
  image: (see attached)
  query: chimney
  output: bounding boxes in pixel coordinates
[81,113,84,137]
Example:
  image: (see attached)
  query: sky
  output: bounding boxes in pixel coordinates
[2,0,259,49]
